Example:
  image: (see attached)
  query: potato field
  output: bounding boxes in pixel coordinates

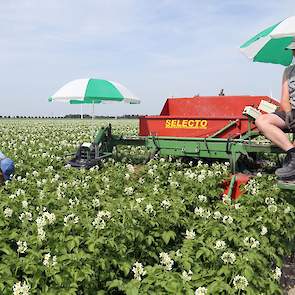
[0,119,295,295]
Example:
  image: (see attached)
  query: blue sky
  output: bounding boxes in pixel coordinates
[0,0,294,116]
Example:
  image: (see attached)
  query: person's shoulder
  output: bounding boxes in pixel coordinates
[283,64,295,76]
[285,64,295,77]
[286,64,295,71]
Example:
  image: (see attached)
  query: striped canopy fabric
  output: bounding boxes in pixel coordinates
[240,16,295,66]
[49,79,140,104]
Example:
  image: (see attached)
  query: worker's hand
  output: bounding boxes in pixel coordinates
[285,111,294,130]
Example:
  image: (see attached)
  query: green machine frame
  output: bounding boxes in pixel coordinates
[71,119,295,190]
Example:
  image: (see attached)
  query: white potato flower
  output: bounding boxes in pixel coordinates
[126,164,135,173]
[256,216,263,222]
[147,169,154,176]
[233,275,248,290]
[268,205,277,213]
[222,215,233,224]
[213,211,222,219]
[284,206,291,214]
[124,186,134,195]
[185,229,195,240]
[273,267,282,280]
[132,262,146,281]
[19,212,32,222]
[194,207,204,216]
[22,200,28,208]
[13,281,30,295]
[221,252,236,264]
[195,287,208,295]
[43,252,57,267]
[145,204,154,214]
[214,240,226,250]
[265,197,275,205]
[92,198,100,208]
[222,194,231,204]
[101,176,109,183]
[261,226,268,236]
[170,181,179,188]
[4,207,13,218]
[37,227,46,241]
[43,211,56,225]
[244,237,260,248]
[198,195,207,203]
[64,214,79,226]
[17,241,28,254]
[92,211,111,230]
[159,252,174,271]
[135,198,144,204]
[161,200,171,209]
[182,270,193,281]
[197,174,206,182]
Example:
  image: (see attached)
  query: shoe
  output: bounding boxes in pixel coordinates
[282,153,291,166]
[275,152,295,180]
[275,154,290,175]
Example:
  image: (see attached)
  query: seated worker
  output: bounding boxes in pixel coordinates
[255,41,295,180]
[0,151,15,184]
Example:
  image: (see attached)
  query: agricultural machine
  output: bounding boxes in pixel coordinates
[69,95,295,198]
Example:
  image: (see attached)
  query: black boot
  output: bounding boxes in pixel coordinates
[275,152,295,180]
[282,153,291,167]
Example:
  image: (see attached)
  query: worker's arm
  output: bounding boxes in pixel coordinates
[280,68,292,112]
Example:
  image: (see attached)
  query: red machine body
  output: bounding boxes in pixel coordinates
[223,174,251,200]
[139,96,279,139]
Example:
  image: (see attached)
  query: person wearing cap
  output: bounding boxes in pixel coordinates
[0,151,15,184]
[255,41,295,180]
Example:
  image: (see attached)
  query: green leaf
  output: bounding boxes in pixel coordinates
[107,279,123,290]
[67,239,76,251]
[146,235,154,246]
[54,274,63,286]
[162,231,175,244]
[208,280,232,294]
[120,262,131,276]
[243,265,254,279]
[164,280,180,293]
[88,242,96,253]
[124,280,140,295]
[217,265,231,276]
[0,244,12,255]
[195,249,204,260]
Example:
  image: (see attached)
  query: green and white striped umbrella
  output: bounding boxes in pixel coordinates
[240,16,295,66]
[49,78,140,104]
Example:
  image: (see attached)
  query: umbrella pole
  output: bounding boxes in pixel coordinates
[80,104,83,120]
[91,101,95,137]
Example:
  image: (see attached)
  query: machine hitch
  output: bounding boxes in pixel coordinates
[68,125,114,168]
[68,124,145,168]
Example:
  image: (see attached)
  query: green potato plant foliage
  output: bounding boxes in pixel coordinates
[0,119,294,295]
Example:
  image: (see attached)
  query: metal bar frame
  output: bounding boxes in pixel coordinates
[91,124,295,190]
